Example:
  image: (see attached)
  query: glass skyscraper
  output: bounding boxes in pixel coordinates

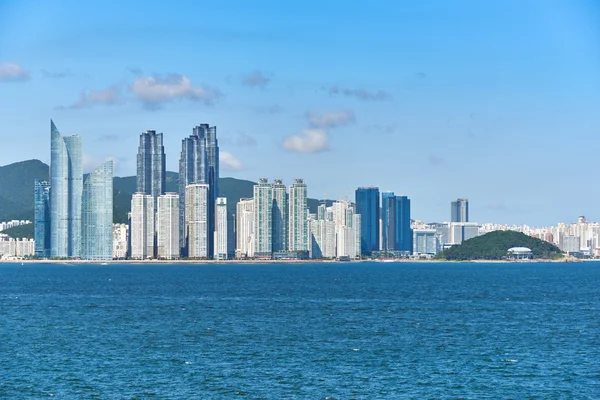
[451,198,469,222]
[81,160,113,260]
[34,179,51,257]
[381,191,395,251]
[50,120,82,258]
[387,195,412,254]
[137,130,166,202]
[355,186,380,255]
[178,124,219,257]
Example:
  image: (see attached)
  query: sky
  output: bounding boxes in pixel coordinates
[0,0,599,226]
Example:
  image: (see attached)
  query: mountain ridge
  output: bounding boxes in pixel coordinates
[0,160,332,224]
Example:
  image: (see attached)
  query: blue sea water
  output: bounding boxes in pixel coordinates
[1,262,599,399]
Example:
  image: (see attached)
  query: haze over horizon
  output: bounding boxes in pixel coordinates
[1,0,599,226]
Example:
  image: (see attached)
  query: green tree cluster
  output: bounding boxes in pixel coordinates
[435,230,563,261]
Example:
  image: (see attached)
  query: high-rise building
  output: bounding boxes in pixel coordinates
[387,195,412,254]
[112,223,129,259]
[448,222,479,245]
[137,130,166,202]
[214,197,228,260]
[317,203,326,221]
[309,202,337,259]
[254,178,273,257]
[81,160,113,260]
[236,198,254,259]
[50,120,83,258]
[355,187,380,255]
[130,193,154,259]
[178,124,219,257]
[272,180,288,252]
[381,191,395,251]
[34,180,51,257]
[451,198,469,223]
[289,179,308,252]
[157,193,180,260]
[329,200,361,258]
[186,184,209,258]
[413,229,438,255]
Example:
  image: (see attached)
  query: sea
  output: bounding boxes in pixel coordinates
[1,262,599,399]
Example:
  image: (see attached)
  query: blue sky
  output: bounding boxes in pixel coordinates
[0,0,599,226]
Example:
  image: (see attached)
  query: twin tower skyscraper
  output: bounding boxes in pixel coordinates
[136,124,219,257]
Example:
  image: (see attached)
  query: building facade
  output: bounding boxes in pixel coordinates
[387,195,412,254]
[157,193,180,260]
[413,229,438,255]
[355,186,380,255]
[236,198,254,258]
[214,197,228,260]
[34,179,51,257]
[253,178,273,257]
[130,193,155,259]
[381,191,395,251]
[81,160,113,260]
[451,198,469,223]
[113,223,129,259]
[186,184,209,258]
[289,179,308,252]
[448,222,479,245]
[50,120,83,258]
[178,124,219,257]
[137,130,166,202]
[272,180,288,252]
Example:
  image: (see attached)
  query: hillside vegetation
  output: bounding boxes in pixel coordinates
[1,160,332,224]
[2,223,34,239]
[436,230,563,260]
[0,160,49,220]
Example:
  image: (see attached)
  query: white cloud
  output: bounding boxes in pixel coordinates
[220,151,244,171]
[0,62,30,82]
[306,110,355,129]
[327,85,391,101]
[131,74,222,108]
[63,85,123,109]
[283,129,329,153]
[242,70,271,88]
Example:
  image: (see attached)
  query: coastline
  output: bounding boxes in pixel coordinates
[0,257,588,265]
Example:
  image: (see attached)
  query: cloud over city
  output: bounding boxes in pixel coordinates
[60,85,124,109]
[283,129,329,154]
[220,151,245,171]
[131,74,222,109]
[0,62,30,82]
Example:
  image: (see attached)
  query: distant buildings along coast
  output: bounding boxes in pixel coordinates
[1,120,597,261]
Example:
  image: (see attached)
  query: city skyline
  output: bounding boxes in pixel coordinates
[1,1,598,226]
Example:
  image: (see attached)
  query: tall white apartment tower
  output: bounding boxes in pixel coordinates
[214,197,228,260]
[185,184,209,258]
[236,198,255,258]
[157,193,180,260]
[272,180,288,252]
[130,193,155,259]
[289,178,308,252]
[253,178,273,257]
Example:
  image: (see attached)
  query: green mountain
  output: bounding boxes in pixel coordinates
[0,160,333,225]
[2,223,34,239]
[435,230,563,261]
[0,160,49,221]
